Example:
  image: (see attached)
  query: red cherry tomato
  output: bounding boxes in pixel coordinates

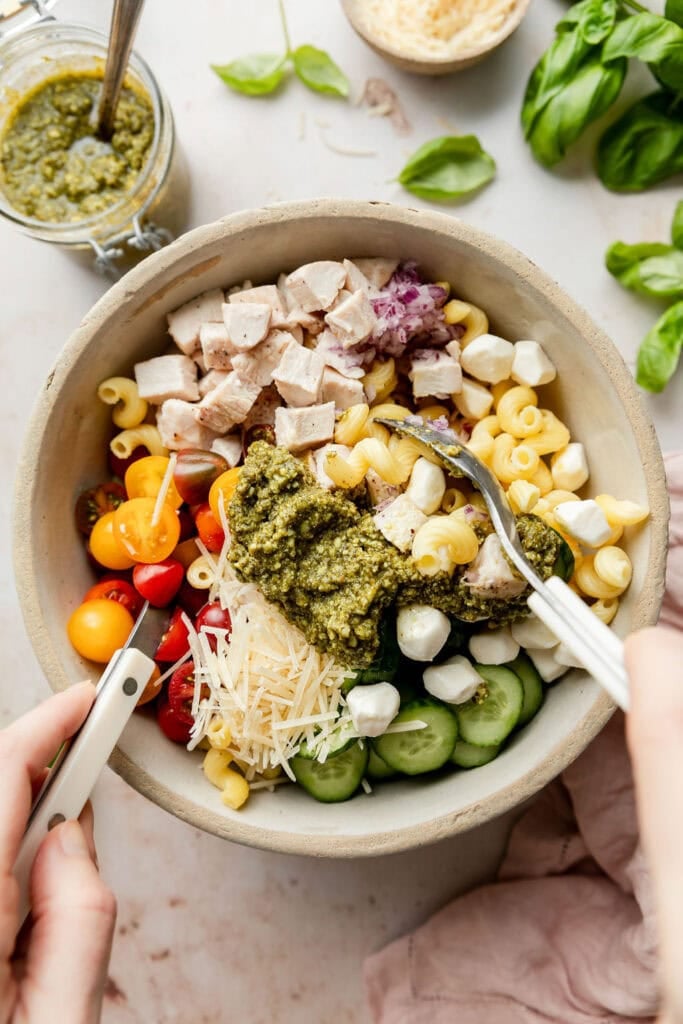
[156,698,192,744]
[133,558,184,607]
[173,449,229,505]
[195,602,232,653]
[177,508,195,542]
[108,445,148,480]
[167,663,202,727]
[155,608,190,662]
[84,577,143,618]
[176,580,208,618]
[194,503,225,553]
[74,482,127,536]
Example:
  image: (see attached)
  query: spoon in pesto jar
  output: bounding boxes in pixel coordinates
[97,0,146,141]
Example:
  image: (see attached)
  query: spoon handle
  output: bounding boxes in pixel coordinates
[97,0,146,140]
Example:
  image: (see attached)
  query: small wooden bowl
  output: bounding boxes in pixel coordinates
[341,0,532,74]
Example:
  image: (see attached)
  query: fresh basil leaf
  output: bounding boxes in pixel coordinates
[636,300,683,392]
[527,53,626,166]
[597,91,683,191]
[672,200,683,250]
[398,135,496,202]
[211,53,287,96]
[521,29,595,138]
[606,241,674,276]
[292,45,349,97]
[666,0,683,28]
[607,243,683,298]
[579,0,618,44]
[602,12,683,92]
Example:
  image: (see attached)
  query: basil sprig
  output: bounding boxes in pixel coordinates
[397,135,496,202]
[521,0,683,191]
[636,302,683,391]
[211,0,348,99]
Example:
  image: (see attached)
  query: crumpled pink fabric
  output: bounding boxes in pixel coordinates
[364,452,683,1024]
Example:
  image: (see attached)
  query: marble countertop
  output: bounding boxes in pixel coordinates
[0,0,679,1020]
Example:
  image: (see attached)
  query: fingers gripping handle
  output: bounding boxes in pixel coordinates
[14,648,155,930]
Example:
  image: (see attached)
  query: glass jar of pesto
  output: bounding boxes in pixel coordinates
[0,6,188,276]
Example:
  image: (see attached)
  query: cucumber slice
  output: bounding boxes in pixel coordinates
[296,718,357,760]
[291,741,368,802]
[509,653,544,727]
[354,615,400,685]
[373,700,458,775]
[456,665,523,747]
[366,747,397,780]
[451,740,500,768]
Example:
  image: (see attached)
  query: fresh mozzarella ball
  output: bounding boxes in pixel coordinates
[423,656,483,705]
[397,605,451,663]
[553,642,584,669]
[511,615,559,650]
[453,378,494,420]
[469,627,520,665]
[510,340,557,387]
[346,682,400,738]
[372,494,428,553]
[527,647,566,682]
[551,443,589,492]
[554,499,611,547]
[460,334,515,384]
[405,458,447,515]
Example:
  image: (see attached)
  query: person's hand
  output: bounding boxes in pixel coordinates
[626,626,683,1024]
[0,682,116,1024]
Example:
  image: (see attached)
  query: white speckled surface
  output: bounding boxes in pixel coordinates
[0,0,679,1019]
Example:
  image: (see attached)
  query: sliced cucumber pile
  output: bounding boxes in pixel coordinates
[509,653,544,727]
[451,740,500,769]
[296,718,357,760]
[366,747,397,780]
[373,700,458,775]
[291,741,368,802]
[456,665,523,747]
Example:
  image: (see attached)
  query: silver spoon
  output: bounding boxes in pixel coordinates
[97,0,146,141]
[376,417,630,710]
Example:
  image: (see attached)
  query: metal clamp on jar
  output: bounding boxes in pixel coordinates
[0,0,188,277]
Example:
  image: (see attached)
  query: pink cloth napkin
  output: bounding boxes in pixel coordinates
[364,452,683,1024]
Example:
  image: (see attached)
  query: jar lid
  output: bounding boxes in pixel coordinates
[0,0,59,39]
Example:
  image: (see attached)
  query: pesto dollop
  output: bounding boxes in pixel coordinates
[0,73,154,223]
[228,443,562,668]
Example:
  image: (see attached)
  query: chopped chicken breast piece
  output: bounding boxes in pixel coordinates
[198,369,230,398]
[195,371,261,433]
[320,366,365,410]
[157,399,218,451]
[352,258,398,289]
[134,354,199,404]
[365,468,401,507]
[222,302,271,351]
[274,402,335,452]
[228,285,288,327]
[166,288,224,355]
[272,341,325,406]
[243,384,282,430]
[210,434,243,468]
[373,494,427,553]
[325,288,377,348]
[285,261,347,312]
[231,330,293,388]
[200,322,234,370]
[463,534,526,599]
[409,349,462,399]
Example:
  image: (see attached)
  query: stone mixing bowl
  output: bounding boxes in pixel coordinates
[14,199,668,857]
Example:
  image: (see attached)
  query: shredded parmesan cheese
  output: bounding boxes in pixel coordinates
[355,0,517,59]
[316,119,377,158]
[151,452,177,528]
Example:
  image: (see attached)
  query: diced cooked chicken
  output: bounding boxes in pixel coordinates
[285,261,347,313]
[373,494,428,553]
[463,534,526,599]
[157,399,219,451]
[352,258,398,289]
[228,285,288,327]
[365,468,401,507]
[409,349,462,399]
[272,340,325,407]
[274,402,335,453]
[134,354,199,404]
[231,329,293,388]
[200,322,234,370]
[310,443,352,489]
[320,366,365,410]
[314,329,367,379]
[195,371,261,433]
[325,289,377,348]
[445,339,461,361]
[166,288,224,355]
[222,302,271,351]
[198,369,230,398]
[193,350,207,374]
[343,258,374,295]
[242,384,282,430]
[211,434,243,469]
[277,273,321,332]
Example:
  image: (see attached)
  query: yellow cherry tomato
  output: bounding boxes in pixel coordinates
[137,664,163,707]
[67,599,134,663]
[89,511,135,570]
[209,468,241,521]
[124,456,182,509]
[113,497,181,564]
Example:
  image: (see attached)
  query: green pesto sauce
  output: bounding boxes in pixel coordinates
[228,443,562,669]
[0,73,154,223]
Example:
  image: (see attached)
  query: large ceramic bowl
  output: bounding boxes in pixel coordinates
[14,200,668,857]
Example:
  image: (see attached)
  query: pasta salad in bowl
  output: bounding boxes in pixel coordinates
[15,200,667,855]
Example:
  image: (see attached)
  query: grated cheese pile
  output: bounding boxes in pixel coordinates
[356,0,517,59]
[187,555,352,782]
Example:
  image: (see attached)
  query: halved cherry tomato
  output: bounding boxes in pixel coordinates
[108,445,148,480]
[125,456,183,509]
[137,665,163,707]
[156,698,192,744]
[177,508,195,542]
[89,511,136,570]
[176,580,207,618]
[67,599,134,663]
[75,482,126,536]
[84,577,143,618]
[194,503,225,553]
[195,602,232,653]
[208,468,241,521]
[155,608,190,662]
[113,498,181,564]
[168,663,210,726]
[133,558,184,607]
[173,538,200,570]
[243,423,276,455]
[173,450,228,505]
